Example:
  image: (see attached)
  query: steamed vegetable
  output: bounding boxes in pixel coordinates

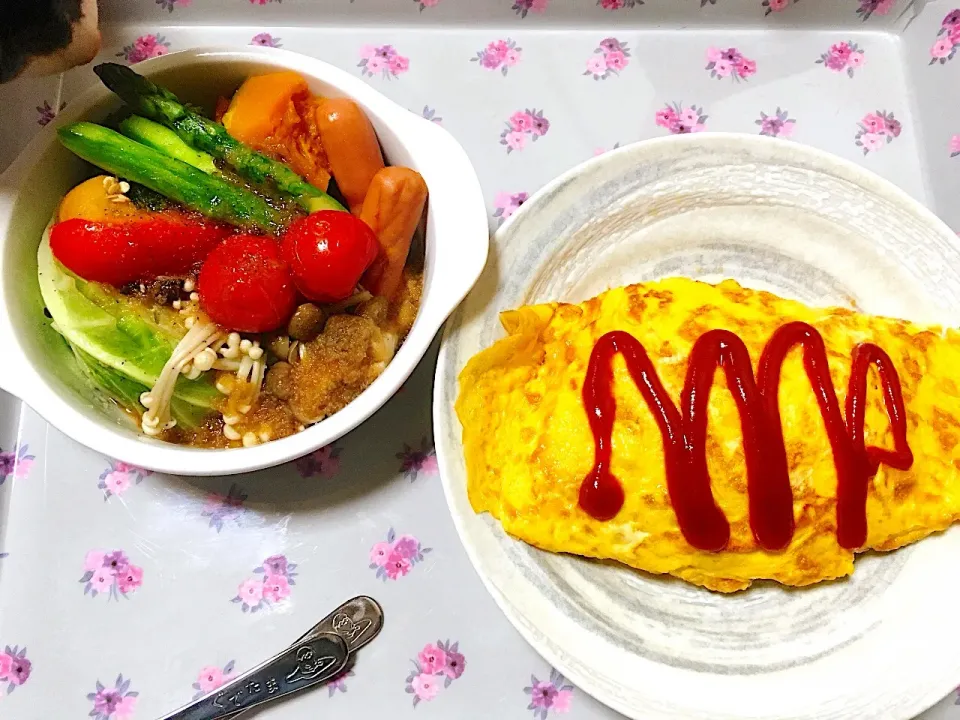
[282,211,379,303]
[50,217,231,286]
[58,175,157,224]
[198,234,297,333]
[119,115,218,175]
[58,122,290,233]
[70,342,212,429]
[360,167,429,299]
[222,71,333,194]
[315,97,385,214]
[93,63,346,213]
[38,231,221,412]
[221,71,307,145]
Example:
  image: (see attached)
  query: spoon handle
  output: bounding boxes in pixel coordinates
[158,633,349,720]
[293,595,384,651]
[215,595,384,720]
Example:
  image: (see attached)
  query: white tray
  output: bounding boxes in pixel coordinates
[2,1,960,718]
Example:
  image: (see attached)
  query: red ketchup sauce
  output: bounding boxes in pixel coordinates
[578,322,914,551]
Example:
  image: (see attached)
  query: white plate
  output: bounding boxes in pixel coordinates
[433,134,960,720]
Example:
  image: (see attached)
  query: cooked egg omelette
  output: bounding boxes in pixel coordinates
[455,278,960,592]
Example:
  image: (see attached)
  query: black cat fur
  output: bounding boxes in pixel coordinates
[0,0,85,82]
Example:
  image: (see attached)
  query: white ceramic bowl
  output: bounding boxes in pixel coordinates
[0,46,488,476]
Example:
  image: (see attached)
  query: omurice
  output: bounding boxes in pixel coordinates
[455,277,960,592]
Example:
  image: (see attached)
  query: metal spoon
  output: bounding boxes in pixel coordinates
[158,596,384,720]
[292,595,384,651]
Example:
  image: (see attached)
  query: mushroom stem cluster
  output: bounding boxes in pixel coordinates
[102,175,130,204]
[215,334,267,444]
[140,315,225,436]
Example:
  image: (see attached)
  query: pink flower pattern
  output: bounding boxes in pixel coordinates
[855,110,900,155]
[359,45,410,80]
[471,39,522,76]
[816,40,865,77]
[192,661,235,699]
[512,0,549,17]
[762,0,797,14]
[413,0,442,11]
[584,38,631,79]
[598,0,643,8]
[500,109,550,154]
[328,668,355,696]
[525,669,575,718]
[593,142,622,156]
[87,675,138,720]
[251,33,282,48]
[493,191,529,225]
[36,100,65,127]
[0,646,31,694]
[0,445,34,485]
[117,34,170,64]
[756,108,796,138]
[80,550,144,600]
[405,640,465,706]
[98,460,152,500]
[930,10,960,65]
[156,0,192,11]
[421,106,442,124]
[370,528,431,581]
[418,644,447,674]
[656,102,708,134]
[856,0,896,21]
[398,438,439,480]
[201,483,247,532]
[231,554,297,612]
[705,47,757,81]
[295,444,342,478]
[950,134,960,158]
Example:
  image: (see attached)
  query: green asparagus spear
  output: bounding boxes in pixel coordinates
[94,62,346,213]
[58,122,291,233]
[119,115,218,174]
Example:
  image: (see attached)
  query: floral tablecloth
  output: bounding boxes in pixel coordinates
[3,1,960,718]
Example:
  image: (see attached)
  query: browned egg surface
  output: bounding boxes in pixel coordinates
[456,277,960,592]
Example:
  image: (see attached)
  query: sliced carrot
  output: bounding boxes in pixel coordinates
[221,71,308,146]
[360,167,428,300]
[316,98,385,214]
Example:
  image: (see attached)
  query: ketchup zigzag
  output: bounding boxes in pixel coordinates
[579,322,914,551]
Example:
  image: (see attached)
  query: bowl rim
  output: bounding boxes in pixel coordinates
[0,45,488,476]
[433,131,960,720]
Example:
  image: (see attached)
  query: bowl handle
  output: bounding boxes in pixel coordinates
[0,284,34,402]
[0,168,37,402]
[407,117,490,327]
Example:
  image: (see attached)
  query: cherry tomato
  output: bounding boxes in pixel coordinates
[50,217,230,286]
[198,234,297,333]
[281,210,379,303]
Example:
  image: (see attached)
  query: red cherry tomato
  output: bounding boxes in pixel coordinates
[281,210,379,303]
[198,234,297,333]
[50,217,230,286]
